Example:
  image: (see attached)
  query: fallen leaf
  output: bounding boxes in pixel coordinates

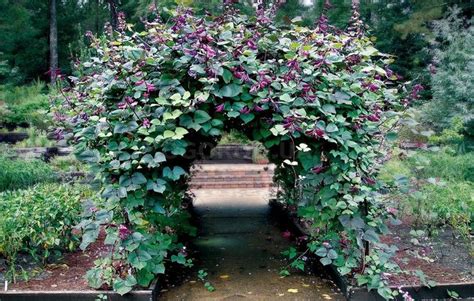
[287,288,299,293]
[302,283,310,287]
[322,293,332,300]
[278,293,285,297]
[219,275,230,279]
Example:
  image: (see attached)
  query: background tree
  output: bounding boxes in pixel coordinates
[49,0,58,84]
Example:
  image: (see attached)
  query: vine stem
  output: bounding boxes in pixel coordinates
[283,247,310,270]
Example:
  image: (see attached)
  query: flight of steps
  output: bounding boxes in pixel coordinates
[190,163,275,189]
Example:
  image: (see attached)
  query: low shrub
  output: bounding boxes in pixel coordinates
[49,154,87,173]
[406,149,474,182]
[218,130,251,145]
[13,127,55,148]
[378,152,412,186]
[406,181,474,237]
[0,82,50,130]
[380,148,474,237]
[0,155,56,191]
[0,183,98,282]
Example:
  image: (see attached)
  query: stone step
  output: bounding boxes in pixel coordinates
[192,169,272,176]
[190,164,274,189]
[189,163,275,189]
[191,175,274,182]
[189,181,275,189]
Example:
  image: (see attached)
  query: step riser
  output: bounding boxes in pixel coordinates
[190,163,275,189]
[190,183,275,189]
[191,177,273,182]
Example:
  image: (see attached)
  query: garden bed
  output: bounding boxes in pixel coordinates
[0,196,197,301]
[0,234,158,301]
[269,200,474,300]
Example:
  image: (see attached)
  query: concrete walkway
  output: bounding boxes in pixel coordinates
[160,188,344,301]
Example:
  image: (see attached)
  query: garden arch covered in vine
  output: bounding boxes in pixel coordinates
[57,3,404,298]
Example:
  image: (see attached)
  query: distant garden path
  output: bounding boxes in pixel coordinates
[160,187,344,301]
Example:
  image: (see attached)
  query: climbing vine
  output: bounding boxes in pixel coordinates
[55,3,408,298]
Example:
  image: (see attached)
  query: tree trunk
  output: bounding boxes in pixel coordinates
[95,0,100,32]
[106,0,118,29]
[49,0,58,85]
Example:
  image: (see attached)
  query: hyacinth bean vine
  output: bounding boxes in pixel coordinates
[55,3,408,298]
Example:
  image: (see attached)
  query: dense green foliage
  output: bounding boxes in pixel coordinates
[0,155,55,191]
[421,8,473,140]
[380,147,474,238]
[0,183,97,282]
[0,83,50,129]
[54,4,412,297]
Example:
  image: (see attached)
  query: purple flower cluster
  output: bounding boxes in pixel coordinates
[250,70,272,93]
[312,164,327,174]
[118,96,138,109]
[306,127,325,138]
[142,118,151,128]
[362,81,379,92]
[301,83,316,102]
[282,116,302,133]
[215,103,225,112]
[118,224,132,240]
[231,66,250,82]
[171,10,192,32]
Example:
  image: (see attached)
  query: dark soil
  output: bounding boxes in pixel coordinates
[7,235,110,291]
[383,219,473,286]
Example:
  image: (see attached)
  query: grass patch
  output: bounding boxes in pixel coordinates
[0,155,56,191]
[0,82,50,129]
[380,148,474,237]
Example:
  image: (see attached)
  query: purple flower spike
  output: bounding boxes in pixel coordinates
[146,82,156,93]
[118,224,132,240]
[311,164,327,174]
[142,118,151,128]
[215,103,225,112]
[306,128,325,138]
[246,39,257,50]
[239,106,251,114]
[363,177,376,186]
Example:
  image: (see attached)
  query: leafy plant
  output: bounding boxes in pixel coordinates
[0,183,97,282]
[0,82,50,129]
[197,269,215,292]
[380,148,474,237]
[49,154,87,173]
[12,127,55,148]
[251,142,268,164]
[447,289,460,299]
[0,155,56,192]
[218,130,251,145]
[55,5,407,297]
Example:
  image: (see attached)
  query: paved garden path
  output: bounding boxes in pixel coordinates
[160,188,344,301]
